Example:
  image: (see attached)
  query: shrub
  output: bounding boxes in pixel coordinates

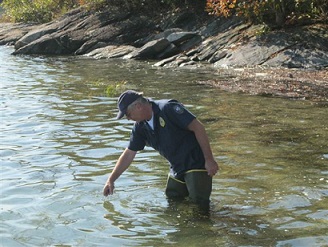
[206,0,328,27]
[1,0,80,23]
[1,0,203,23]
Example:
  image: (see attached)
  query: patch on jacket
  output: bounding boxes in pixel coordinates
[159,117,166,127]
[173,105,184,114]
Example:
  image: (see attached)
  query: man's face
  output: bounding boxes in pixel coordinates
[126,102,145,122]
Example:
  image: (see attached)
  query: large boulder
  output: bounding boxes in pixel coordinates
[12,7,158,55]
[0,23,38,46]
[212,25,328,69]
[88,30,203,60]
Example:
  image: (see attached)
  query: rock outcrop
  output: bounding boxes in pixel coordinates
[0,7,327,69]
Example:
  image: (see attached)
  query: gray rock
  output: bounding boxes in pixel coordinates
[157,43,179,59]
[208,49,228,63]
[10,7,158,55]
[159,11,201,31]
[179,35,202,52]
[0,23,39,46]
[265,47,328,69]
[166,31,199,45]
[85,45,136,59]
[153,55,179,67]
[135,28,182,46]
[213,42,289,68]
[124,38,170,60]
[199,16,243,38]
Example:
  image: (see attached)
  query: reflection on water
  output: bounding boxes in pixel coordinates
[0,46,327,247]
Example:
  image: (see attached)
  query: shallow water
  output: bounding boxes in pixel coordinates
[0,46,327,247]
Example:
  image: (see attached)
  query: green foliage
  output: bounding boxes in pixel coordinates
[254,25,271,36]
[2,0,51,23]
[0,0,175,23]
[1,0,79,23]
[206,0,328,27]
[78,0,108,11]
[105,81,127,97]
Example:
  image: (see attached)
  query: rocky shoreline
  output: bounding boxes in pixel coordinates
[0,7,327,102]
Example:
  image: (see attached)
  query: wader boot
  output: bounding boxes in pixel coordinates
[184,170,212,206]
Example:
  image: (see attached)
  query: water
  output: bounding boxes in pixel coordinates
[0,45,327,247]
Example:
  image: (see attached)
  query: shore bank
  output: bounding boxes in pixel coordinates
[0,7,327,102]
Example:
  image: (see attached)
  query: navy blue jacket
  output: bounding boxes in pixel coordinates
[128,99,205,178]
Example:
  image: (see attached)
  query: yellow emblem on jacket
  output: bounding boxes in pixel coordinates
[159,117,165,127]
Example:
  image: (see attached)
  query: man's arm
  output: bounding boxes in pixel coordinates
[187,118,219,176]
[103,148,137,196]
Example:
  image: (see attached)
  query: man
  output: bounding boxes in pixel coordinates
[103,90,219,206]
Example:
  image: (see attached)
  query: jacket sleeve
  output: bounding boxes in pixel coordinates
[127,123,146,151]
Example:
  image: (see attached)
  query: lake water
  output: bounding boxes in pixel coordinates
[0,45,327,247]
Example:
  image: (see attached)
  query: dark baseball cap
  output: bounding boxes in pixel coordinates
[116,90,143,119]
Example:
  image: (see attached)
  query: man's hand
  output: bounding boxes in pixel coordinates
[205,159,219,177]
[102,148,137,197]
[103,181,115,196]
